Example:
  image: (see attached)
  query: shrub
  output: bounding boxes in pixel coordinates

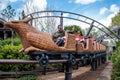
[0,44,35,71]
[0,37,21,47]
[18,75,37,80]
[111,41,120,80]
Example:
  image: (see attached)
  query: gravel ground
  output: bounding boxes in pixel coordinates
[38,62,112,80]
[38,66,90,80]
[0,61,112,80]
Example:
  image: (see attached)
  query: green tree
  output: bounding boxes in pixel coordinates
[111,12,120,27]
[19,10,26,20]
[0,5,16,21]
[64,25,84,34]
[111,41,120,80]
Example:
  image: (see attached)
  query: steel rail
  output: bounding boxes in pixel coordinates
[32,16,115,41]
[26,10,119,39]
[0,59,80,64]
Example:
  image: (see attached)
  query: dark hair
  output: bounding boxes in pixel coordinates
[78,30,83,36]
[58,25,62,28]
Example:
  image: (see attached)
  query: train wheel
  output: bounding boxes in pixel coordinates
[38,55,49,67]
[80,56,85,66]
[68,54,76,66]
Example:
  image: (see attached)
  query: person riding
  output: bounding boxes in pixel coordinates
[52,25,65,46]
[88,33,95,44]
[75,30,84,43]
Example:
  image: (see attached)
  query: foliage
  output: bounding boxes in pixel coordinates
[18,75,37,80]
[90,28,98,38]
[0,5,16,21]
[110,12,120,28]
[19,10,26,20]
[0,44,35,71]
[64,25,84,34]
[0,37,35,72]
[116,40,120,48]
[0,44,22,59]
[0,37,21,47]
[111,40,120,80]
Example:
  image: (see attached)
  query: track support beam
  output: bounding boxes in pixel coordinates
[65,62,72,80]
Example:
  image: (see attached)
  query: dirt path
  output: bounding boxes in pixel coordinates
[97,62,112,80]
[38,66,90,80]
[73,62,112,80]
[38,62,112,80]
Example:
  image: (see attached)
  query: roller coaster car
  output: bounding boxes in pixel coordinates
[4,18,106,67]
[4,17,77,53]
[4,17,106,53]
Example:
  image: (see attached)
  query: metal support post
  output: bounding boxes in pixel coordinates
[98,56,100,66]
[65,63,72,80]
[85,21,94,38]
[95,58,97,69]
[100,53,102,65]
[30,14,33,26]
[43,67,47,75]
[60,12,63,28]
[91,54,96,71]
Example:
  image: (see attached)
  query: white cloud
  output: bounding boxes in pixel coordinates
[99,7,108,15]
[110,4,119,13]
[99,13,116,27]
[75,0,97,4]
[98,4,120,27]
[0,0,8,10]
[32,0,47,10]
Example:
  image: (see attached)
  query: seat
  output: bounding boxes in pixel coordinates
[76,43,85,52]
[77,38,95,53]
[27,31,76,52]
[5,17,76,53]
[96,42,100,52]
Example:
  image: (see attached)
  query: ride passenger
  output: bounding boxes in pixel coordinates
[75,31,84,43]
[52,25,65,46]
[88,33,95,44]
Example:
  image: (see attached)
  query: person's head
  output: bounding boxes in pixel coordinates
[77,31,83,36]
[58,25,63,32]
[88,33,92,38]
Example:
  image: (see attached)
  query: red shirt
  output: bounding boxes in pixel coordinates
[75,34,84,42]
[91,37,95,43]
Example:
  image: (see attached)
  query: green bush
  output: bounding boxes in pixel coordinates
[18,75,37,80]
[64,25,83,34]
[0,37,21,50]
[0,44,22,59]
[111,71,120,80]
[0,44,35,71]
[111,40,120,80]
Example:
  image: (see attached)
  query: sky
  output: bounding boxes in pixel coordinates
[0,0,120,28]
